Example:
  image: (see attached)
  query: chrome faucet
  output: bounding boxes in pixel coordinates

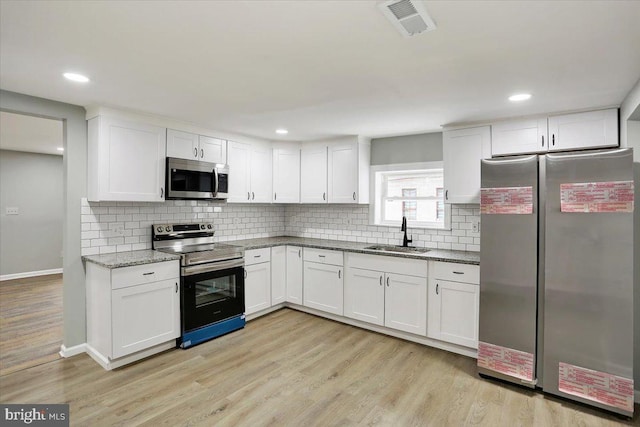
[401,216,412,247]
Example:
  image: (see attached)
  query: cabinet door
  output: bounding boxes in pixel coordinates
[271,246,286,305]
[286,246,303,304]
[273,148,301,203]
[328,142,358,203]
[491,119,548,156]
[300,146,328,203]
[548,109,618,151]
[199,136,227,164]
[427,279,479,348]
[384,273,427,336]
[344,267,384,326]
[303,261,343,315]
[166,129,199,160]
[91,117,166,202]
[250,145,272,203]
[227,140,251,203]
[112,279,180,358]
[245,262,271,315]
[443,126,491,204]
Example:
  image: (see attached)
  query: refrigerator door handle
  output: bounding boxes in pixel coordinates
[436,283,439,295]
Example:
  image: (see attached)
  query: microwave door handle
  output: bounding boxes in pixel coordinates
[213,168,219,197]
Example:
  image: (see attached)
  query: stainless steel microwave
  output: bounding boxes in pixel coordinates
[166,157,229,200]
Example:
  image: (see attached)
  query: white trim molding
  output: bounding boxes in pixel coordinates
[59,343,87,358]
[1,268,63,282]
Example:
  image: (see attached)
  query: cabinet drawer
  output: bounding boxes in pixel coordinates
[245,248,271,265]
[111,261,179,290]
[432,262,479,284]
[303,248,343,266]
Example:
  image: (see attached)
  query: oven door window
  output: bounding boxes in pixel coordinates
[195,276,235,307]
[170,168,214,193]
[182,266,245,332]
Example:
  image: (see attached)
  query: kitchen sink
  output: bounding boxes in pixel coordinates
[364,245,430,254]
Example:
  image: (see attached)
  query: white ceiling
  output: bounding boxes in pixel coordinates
[0,111,63,156]
[1,1,639,142]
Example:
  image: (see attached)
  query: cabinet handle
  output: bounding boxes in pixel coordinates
[318,255,325,258]
[143,272,155,276]
[160,187,164,198]
[200,148,204,158]
[338,269,341,279]
[436,283,439,294]
[445,190,448,201]
[175,283,178,293]
[254,255,261,258]
[274,192,277,201]
[453,271,464,275]
[194,147,198,158]
[298,249,301,258]
[386,277,390,287]
[552,134,555,146]
[323,192,326,201]
[353,192,356,201]
[247,192,251,200]
[252,192,255,200]
[541,135,545,147]
[244,269,247,279]
[379,275,383,286]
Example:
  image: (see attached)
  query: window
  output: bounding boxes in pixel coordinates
[370,162,450,229]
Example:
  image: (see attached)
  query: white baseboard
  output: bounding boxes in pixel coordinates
[86,341,175,371]
[59,343,86,358]
[1,268,63,281]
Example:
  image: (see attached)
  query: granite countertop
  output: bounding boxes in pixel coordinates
[227,236,480,265]
[82,250,181,269]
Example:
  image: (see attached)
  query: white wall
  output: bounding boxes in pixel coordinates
[371,132,442,165]
[0,150,63,276]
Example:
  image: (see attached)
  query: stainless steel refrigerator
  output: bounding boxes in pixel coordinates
[478,148,635,417]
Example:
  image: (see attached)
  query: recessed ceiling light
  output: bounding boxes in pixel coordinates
[63,72,90,83]
[57,147,64,151]
[275,129,288,135]
[509,93,532,102]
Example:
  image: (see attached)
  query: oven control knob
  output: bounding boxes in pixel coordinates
[165,226,171,232]
[207,224,212,229]
[200,224,206,230]
[156,226,162,233]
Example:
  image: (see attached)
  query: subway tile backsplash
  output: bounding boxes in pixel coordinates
[80,199,480,256]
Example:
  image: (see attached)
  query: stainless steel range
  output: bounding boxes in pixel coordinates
[152,223,245,348]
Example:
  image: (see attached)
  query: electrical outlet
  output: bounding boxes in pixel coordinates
[472,221,480,233]
[5,207,19,215]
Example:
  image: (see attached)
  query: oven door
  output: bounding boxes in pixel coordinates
[181,259,245,333]
[167,157,216,199]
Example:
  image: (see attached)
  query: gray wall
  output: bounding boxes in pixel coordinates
[0,150,63,275]
[371,132,442,165]
[1,90,87,349]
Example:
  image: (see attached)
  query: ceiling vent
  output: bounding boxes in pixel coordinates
[378,0,437,37]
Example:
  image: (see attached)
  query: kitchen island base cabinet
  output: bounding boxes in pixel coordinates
[86,260,180,370]
[427,261,479,349]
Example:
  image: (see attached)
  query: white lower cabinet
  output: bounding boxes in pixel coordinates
[86,260,180,369]
[344,254,427,336]
[427,262,480,349]
[286,246,303,304]
[303,248,344,315]
[271,246,286,305]
[244,248,272,315]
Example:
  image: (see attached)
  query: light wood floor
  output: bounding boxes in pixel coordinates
[0,273,62,376]
[0,308,637,426]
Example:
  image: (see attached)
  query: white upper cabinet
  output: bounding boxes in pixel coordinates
[491,108,618,157]
[272,147,300,203]
[328,139,370,204]
[300,145,328,203]
[167,129,227,164]
[548,109,618,152]
[443,126,491,204]
[301,137,370,204]
[88,116,166,202]
[199,135,227,164]
[491,118,548,156]
[227,141,272,203]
